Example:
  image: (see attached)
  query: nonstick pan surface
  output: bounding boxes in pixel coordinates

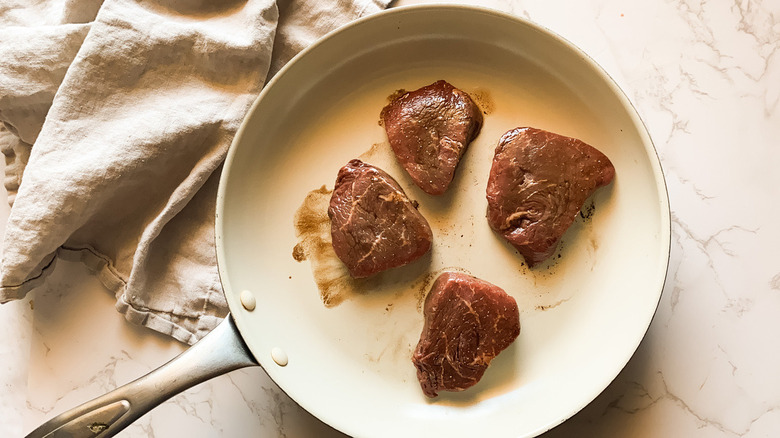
[216,5,670,438]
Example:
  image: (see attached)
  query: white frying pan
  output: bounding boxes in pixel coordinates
[28,5,670,438]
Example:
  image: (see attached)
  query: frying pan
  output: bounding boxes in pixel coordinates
[27,5,670,438]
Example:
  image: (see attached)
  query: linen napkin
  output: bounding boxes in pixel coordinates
[0,0,390,344]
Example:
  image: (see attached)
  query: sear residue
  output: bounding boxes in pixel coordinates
[467,87,495,115]
[292,243,306,261]
[386,88,408,103]
[293,185,353,306]
[293,184,428,307]
[579,199,596,221]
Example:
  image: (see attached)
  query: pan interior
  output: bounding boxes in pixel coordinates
[217,6,669,438]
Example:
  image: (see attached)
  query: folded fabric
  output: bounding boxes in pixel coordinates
[0,0,389,344]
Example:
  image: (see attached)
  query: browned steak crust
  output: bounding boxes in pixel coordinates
[328,159,433,278]
[413,272,520,397]
[381,80,483,195]
[486,127,615,267]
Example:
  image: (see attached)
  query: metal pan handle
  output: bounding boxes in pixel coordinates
[26,315,257,438]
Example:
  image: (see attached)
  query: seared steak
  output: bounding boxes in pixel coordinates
[328,159,432,278]
[486,127,615,267]
[381,80,483,195]
[412,272,520,398]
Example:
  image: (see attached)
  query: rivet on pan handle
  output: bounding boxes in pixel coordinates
[25,315,258,438]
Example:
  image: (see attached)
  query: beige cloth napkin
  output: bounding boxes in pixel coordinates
[0,0,389,344]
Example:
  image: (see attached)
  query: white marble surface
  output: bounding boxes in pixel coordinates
[2,0,780,436]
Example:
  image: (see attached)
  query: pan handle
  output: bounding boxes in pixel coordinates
[25,314,258,438]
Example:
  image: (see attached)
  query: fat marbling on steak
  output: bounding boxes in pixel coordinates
[412,272,520,398]
[328,159,433,278]
[381,80,483,195]
[486,127,615,267]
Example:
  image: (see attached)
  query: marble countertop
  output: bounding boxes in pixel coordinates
[3,0,779,436]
